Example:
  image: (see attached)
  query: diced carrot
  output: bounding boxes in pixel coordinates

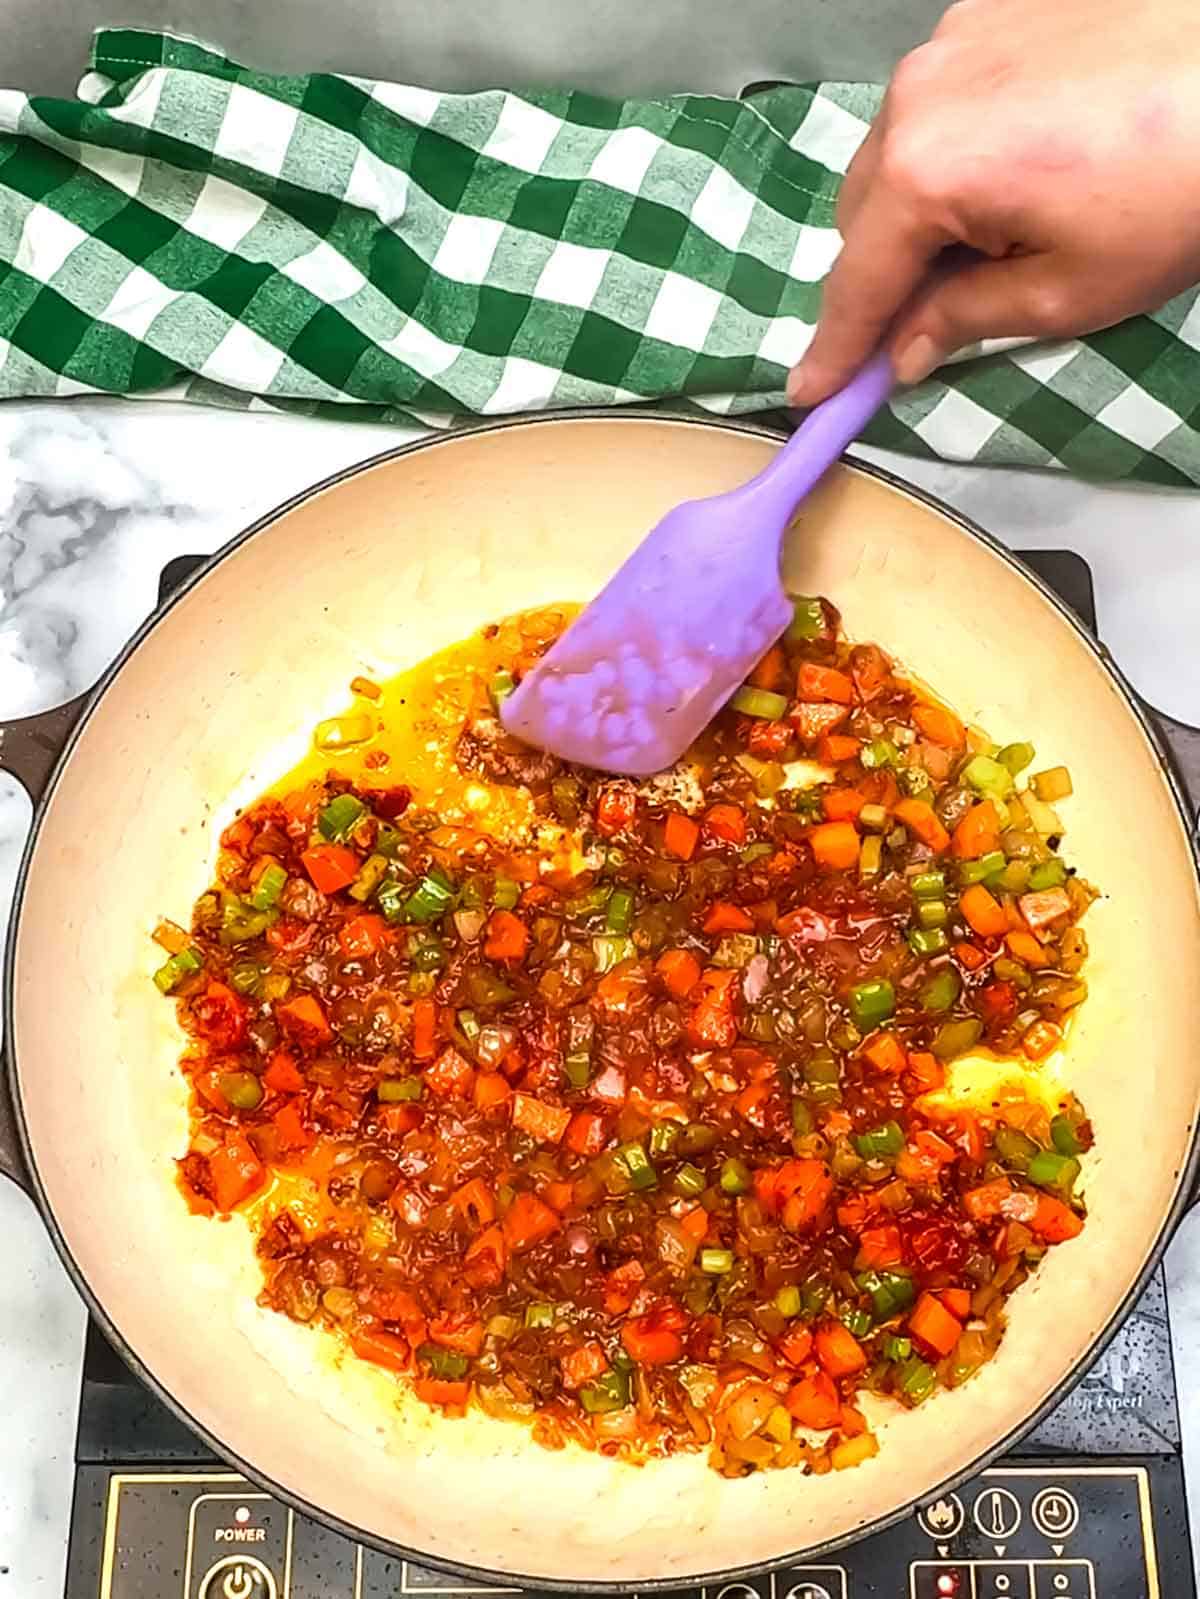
[940,1288,972,1319]
[837,1193,874,1231]
[411,995,437,1060]
[352,1328,411,1374]
[1031,1194,1085,1243]
[817,734,862,765]
[365,1286,425,1341]
[425,1045,475,1099]
[450,1177,496,1226]
[264,1049,305,1094]
[301,844,360,894]
[785,1371,842,1430]
[963,1179,1014,1221]
[1006,930,1048,967]
[960,883,1008,938]
[484,909,529,962]
[703,900,754,934]
[276,992,332,1044]
[850,644,890,701]
[904,1052,945,1095]
[565,1110,608,1157]
[595,963,643,1010]
[657,947,701,1000]
[338,912,388,959]
[208,1135,266,1212]
[603,1259,646,1315]
[809,820,861,870]
[777,1326,814,1367]
[952,799,1000,860]
[681,1206,710,1240]
[863,1031,907,1075]
[1020,888,1072,930]
[704,803,747,844]
[595,783,637,835]
[913,702,966,748]
[797,663,854,704]
[748,643,786,692]
[664,811,700,860]
[378,1103,422,1136]
[503,1191,560,1252]
[561,1341,609,1390]
[895,1128,957,1184]
[893,799,951,852]
[855,1224,904,1269]
[839,1405,869,1439]
[747,719,794,757]
[791,702,849,742]
[1022,1019,1062,1061]
[954,940,989,972]
[473,1072,513,1116]
[733,1082,770,1127]
[543,1180,575,1212]
[272,1100,314,1152]
[428,1313,484,1355]
[688,998,737,1049]
[414,1378,470,1407]
[621,1304,686,1366]
[823,787,867,822]
[194,1070,231,1113]
[909,1291,963,1357]
[464,1224,507,1287]
[980,980,1018,1025]
[759,1158,834,1231]
[512,1092,570,1144]
[815,1320,868,1378]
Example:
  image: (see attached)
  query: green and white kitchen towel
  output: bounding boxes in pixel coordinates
[3,28,1200,485]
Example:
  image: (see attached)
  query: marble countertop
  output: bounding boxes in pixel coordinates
[1,396,1199,1595]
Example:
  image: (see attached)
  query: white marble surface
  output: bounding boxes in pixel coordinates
[1,396,1199,1594]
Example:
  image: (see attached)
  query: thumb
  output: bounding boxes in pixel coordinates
[888,251,1077,384]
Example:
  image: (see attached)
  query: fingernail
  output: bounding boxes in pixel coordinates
[893,334,940,386]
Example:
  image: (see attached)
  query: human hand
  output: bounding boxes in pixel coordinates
[787,0,1200,406]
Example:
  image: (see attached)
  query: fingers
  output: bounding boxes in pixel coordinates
[835,123,880,234]
[887,251,1083,382]
[787,191,946,406]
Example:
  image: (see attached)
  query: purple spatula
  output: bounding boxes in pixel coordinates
[500,353,894,776]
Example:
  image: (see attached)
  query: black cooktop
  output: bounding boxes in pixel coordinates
[65,550,1194,1599]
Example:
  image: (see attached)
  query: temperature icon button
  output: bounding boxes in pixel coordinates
[973,1487,1022,1542]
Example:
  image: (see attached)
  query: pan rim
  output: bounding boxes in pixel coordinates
[5,407,1199,1592]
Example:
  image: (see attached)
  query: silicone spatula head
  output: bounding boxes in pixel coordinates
[501,353,893,776]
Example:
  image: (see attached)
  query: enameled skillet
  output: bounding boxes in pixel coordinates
[2,412,1198,1587]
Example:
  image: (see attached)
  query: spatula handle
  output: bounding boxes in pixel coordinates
[739,351,894,522]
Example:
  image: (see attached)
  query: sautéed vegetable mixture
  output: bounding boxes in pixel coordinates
[153,598,1095,1476]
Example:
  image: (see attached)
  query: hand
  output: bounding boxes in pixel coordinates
[787,0,1200,406]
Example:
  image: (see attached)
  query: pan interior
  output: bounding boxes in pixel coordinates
[11,417,1200,1585]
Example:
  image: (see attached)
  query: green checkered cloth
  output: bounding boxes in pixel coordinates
[3,29,1200,485]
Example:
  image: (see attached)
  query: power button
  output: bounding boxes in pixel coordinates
[197,1555,278,1599]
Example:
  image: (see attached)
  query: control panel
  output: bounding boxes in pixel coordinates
[78,1461,1175,1598]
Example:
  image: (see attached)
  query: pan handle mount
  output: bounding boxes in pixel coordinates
[0,693,89,806]
[1151,706,1200,823]
[0,694,88,1192]
[1150,711,1200,1211]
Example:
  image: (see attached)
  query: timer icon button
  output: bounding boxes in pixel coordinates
[1032,1486,1080,1541]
